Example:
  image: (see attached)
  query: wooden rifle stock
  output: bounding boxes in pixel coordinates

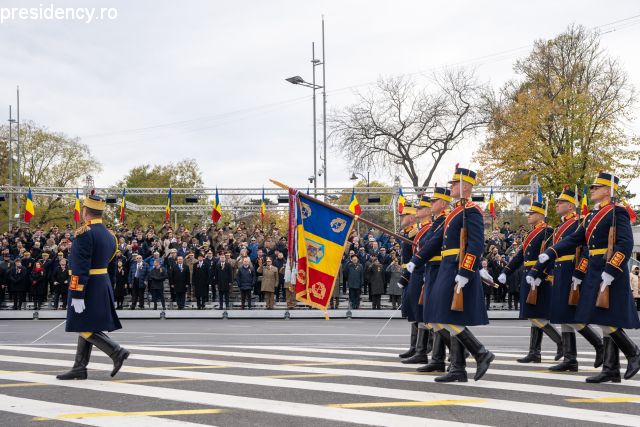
[526,286,538,305]
[595,284,610,309]
[597,204,616,310]
[568,247,582,306]
[418,285,425,305]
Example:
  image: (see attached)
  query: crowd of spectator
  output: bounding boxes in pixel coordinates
[0,219,638,312]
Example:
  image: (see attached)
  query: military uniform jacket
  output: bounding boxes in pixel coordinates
[412,201,488,326]
[535,202,639,329]
[545,213,585,324]
[401,220,431,322]
[418,213,446,319]
[66,219,121,333]
[502,222,553,319]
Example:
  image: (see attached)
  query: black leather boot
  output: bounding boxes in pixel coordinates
[399,322,418,358]
[549,332,578,372]
[586,337,621,383]
[541,323,563,361]
[578,325,603,368]
[84,331,130,377]
[417,330,447,372]
[517,326,542,363]
[402,327,430,364]
[425,328,434,354]
[456,328,494,381]
[56,336,92,380]
[435,335,467,382]
[609,328,640,380]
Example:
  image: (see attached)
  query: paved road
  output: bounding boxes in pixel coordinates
[0,319,639,426]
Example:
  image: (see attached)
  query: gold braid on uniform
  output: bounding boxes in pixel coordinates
[75,224,90,237]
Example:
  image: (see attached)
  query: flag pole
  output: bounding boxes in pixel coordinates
[270,179,414,246]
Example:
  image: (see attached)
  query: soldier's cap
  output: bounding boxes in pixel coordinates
[417,194,431,209]
[399,206,417,216]
[449,166,477,185]
[556,185,577,205]
[431,186,452,203]
[84,194,106,212]
[526,201,546,215]
[42,252,49,257]
[23,252,31,256]
[590,171,619,191]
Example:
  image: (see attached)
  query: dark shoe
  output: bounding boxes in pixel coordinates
[402,328,429,364]
[435,337,467,382]
[541,323,563,361]
[84,332,130,377]
[609,328,640,380]
[586,337,621,383]
[399,322,418,358]
[549,332,578,372]
[455,328,494,381]
[57,336,92,380]
[578,325,603,368]
[517,326,542,363]
[417,331,447,372]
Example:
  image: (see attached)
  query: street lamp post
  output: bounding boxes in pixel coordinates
[285,44,323,197]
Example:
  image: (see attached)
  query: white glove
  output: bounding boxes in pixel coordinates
[538,253,549,263]
[498,273,507,284]
[525,275,534,285]
[600,272,614,292]
[571,276,582,290]
[454,274,469,294]
[406,262,416,273]
[530,278,541,289]
[397,282,405,290]
[479,269,493,283]
[71,298,85,314]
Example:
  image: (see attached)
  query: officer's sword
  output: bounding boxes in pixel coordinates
[373,303,402,339]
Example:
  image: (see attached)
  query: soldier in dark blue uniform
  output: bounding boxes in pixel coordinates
[497,199,563,363]
[531,172,640,383]
[397,205,419,359]
[415,186,453,373]
[57,195,129,380]
[399,196,433,364]
[541,187,603,372]
[407,167,493,382]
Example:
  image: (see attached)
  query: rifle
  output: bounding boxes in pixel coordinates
[596,186,616,309]
[451,188,467,312]
[569,206,582,306]
[526,226,551,305]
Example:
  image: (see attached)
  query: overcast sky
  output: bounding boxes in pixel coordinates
[1,0,639,200]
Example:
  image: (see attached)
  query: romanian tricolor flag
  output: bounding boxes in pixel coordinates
[119,189,126,223]
[24,188,35,223]
[487,187,496,219]
[293,193,355,311]
[348,188,361,215]
[165,188,172,222]
[211,187,222,223]
[73,189,81,224]
[581,184,589,216]
[260,187,266,222]
[397,187,406,213]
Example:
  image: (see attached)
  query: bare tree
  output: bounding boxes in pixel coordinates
[330,68,489,190]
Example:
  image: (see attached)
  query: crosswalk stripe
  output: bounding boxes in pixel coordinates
[0,371,482,427]
[1,354,639,426]
[0,393,214,426]
[2,346,640,400]
[328,399,487,408]
[34,409,225,421]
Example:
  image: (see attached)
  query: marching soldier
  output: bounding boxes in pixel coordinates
[532,172,640,383]
[398,196,433,364]
[397,205,419,359]
[538,187,604,372]
[497,200,563,363]
[407,167,494,382]
[416,186,453,373]
[57,195,130,380]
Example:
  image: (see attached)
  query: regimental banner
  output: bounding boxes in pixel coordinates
[294,193,355,311]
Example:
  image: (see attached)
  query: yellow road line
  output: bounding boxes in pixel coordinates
[327,399,486,409]
[33,408,225,421]
[261,373,340,379]
[0,382,46,388]
[567,397,640,403]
